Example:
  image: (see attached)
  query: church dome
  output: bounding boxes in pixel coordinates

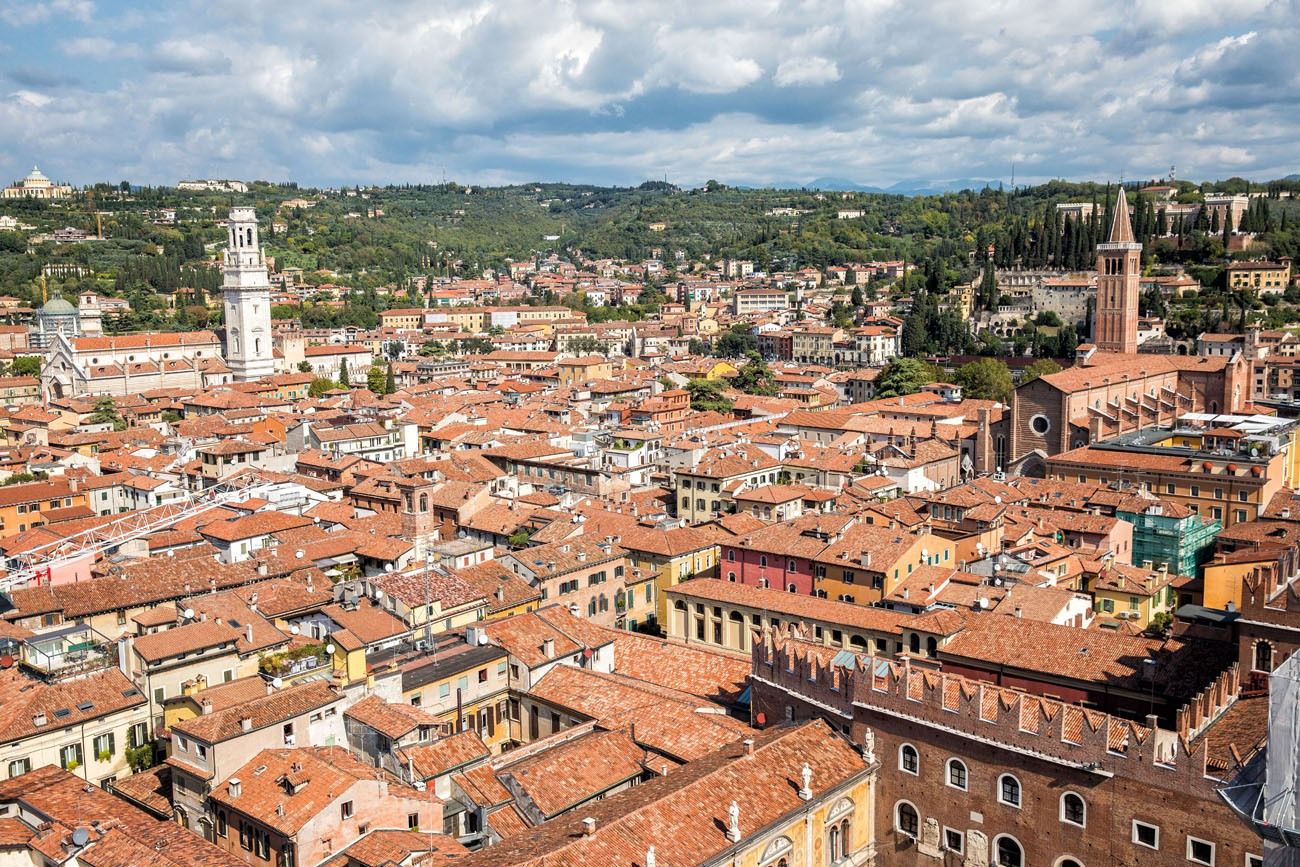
[40,296,77,315]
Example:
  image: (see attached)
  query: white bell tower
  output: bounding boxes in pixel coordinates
[222,207,275,381]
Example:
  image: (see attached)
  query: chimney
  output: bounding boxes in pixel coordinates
[266,681,275,696]
[32,712,46,727]
[543,637,555,659]
[276,804,284,817]
[743,737,754,756]
[495,584,505,602]
[582,818,596,837]
[246,624,254,644]
[1014,607,1023,619]
[201,699,213,715]
[257,562,268,577]
[228,778,241,798]
[240,717,253,733]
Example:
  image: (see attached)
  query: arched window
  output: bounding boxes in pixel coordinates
[760,555,768,568]
[727,549,735,561]
[1056,858,1084,867]
[1256,640,1275,672]
[787,583,797,593]
[993,835,1023,867]
[997,774,1021,808]
[758,836,792,867]
[899,744,919,775]
[674,600,687,611]
[1061,792,1086,827]
[926,636,937,656]
[727,571,736,581]
[946,758,968,791]
[896,801,919,838]
[418,493,429,513]
[909,633,920,653]
[587,599,597,617]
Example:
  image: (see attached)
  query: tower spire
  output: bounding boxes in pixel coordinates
[1108,185,1135,244]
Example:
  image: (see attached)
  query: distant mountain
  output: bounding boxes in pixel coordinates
[769,177,1005,196]
[1285,174,1300,182]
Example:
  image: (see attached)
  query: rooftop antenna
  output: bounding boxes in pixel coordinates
[1010,162,1015,190]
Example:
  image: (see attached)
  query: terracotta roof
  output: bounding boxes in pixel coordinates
[528,665,752,762]
[452,560,541,614]
[172,681,340,744]
[455,720,865,867]
[131,620,241,663]
[322,601,408,645]
[210,746,434,837]
[322,830,468,867]
[603,627,750,704]
[0,668,145,744]
[669,577,909,634]
[108,766,173,817]
[0,765,244,867]
[399,730,491,780]
[344,695,442,740]
[502,729,646,818]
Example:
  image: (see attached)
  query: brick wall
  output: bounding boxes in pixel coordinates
[749,627,1262,867]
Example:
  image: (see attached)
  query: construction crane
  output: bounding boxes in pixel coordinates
[0,476,277,595]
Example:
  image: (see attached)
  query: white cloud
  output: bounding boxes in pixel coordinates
[57,36,132,58]
[0,0,1295,187]
[10,90,53,108]
[773,56,841,87]
[0,0,93,26]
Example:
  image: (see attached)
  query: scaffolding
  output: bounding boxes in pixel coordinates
[0,476,274,595]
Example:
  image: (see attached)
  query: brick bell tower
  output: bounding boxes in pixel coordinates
[1093,186,1141,354]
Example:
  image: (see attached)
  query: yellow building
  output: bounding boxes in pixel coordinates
[379,308,426,329]
[1202,549,1279,611]
[1047,421,1300,529]
[613,525,721,625]
[557,355,614,385]
[814,530,958,604]
[396,633,512,752]
[1228,259,1293,296]
[1090,564,1177,628]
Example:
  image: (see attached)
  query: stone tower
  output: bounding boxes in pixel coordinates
[1093,186,1141,355]
[222,207,275,381]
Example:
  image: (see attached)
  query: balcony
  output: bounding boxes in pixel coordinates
[258,644,330,682]
[19,623,117,678]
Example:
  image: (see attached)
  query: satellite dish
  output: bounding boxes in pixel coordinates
[182,608,195,620]
[272,677,283,689]
[326,643,336,655]
[289,625,300,635]
[373,589,384,602]
[72,828,90,848]
[0,655,13,669]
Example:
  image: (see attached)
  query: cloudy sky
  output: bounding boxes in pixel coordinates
[0,0,1295,189]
